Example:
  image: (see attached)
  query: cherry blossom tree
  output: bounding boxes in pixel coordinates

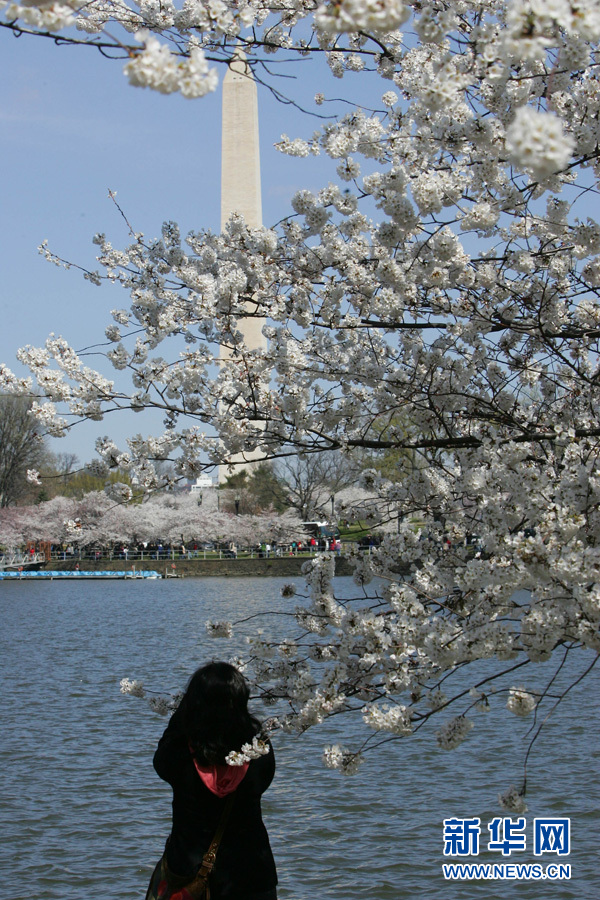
[3,1,600,804]
[136,492,303,545]
[0,507,26,549]
[23,495,78,544]
[0,489,303,552]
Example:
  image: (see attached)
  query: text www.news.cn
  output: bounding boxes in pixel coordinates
[443,862,571,881]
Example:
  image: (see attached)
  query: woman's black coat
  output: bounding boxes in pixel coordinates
[153,709,278,900]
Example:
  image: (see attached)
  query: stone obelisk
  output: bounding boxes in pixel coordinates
[219,50,266,482]
[221,50,263,237]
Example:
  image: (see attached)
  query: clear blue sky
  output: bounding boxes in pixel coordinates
[1,31,351,462]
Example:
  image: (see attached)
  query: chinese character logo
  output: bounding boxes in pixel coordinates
[487,817,527,856]
[534,819,571,856]
[443,818,481,856]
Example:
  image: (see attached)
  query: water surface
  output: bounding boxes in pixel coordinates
[1,577,597,898]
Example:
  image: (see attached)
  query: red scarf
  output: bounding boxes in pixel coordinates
[192,759,249,797]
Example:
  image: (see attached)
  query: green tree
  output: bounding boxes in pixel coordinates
[221,464,288,514]
[38,453,134,501]
[358,416,416,482]
[0,395,50,507]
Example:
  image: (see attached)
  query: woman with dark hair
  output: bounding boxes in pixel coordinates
[145,661,278,900]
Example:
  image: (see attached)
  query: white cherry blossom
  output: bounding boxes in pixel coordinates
[505,106,575,181]
[506,687,538,716]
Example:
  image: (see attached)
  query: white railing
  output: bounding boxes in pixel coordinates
[0,552,47,570]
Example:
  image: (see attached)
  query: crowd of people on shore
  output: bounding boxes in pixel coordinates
[14,535,354,562]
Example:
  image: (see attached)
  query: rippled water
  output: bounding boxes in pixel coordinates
[1,577,598,899]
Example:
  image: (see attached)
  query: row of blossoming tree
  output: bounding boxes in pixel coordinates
[0,491,303,551]
[2,0,600,805]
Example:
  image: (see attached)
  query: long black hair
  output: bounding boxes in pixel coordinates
[180,661,261,765]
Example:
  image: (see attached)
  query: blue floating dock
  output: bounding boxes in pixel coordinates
[0,570,161,580]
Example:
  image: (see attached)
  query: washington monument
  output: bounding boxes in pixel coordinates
[219,50,266,480]
[221,50,262,235]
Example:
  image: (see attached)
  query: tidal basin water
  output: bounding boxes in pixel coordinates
[1,576,598,900]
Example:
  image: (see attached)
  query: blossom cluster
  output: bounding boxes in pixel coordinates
[206,620,234,638]
[362,703,412,736]
[322,744,364,775]
[506,687,538,717]
[125,33,219,98]
[314,0,409,34]
[505,107,575,181]
[120,677,146,698]
[225,736,270,765]
[436,716,474,751]
[498,784,528,815]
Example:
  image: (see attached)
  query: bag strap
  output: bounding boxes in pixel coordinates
[188,793,235,897]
